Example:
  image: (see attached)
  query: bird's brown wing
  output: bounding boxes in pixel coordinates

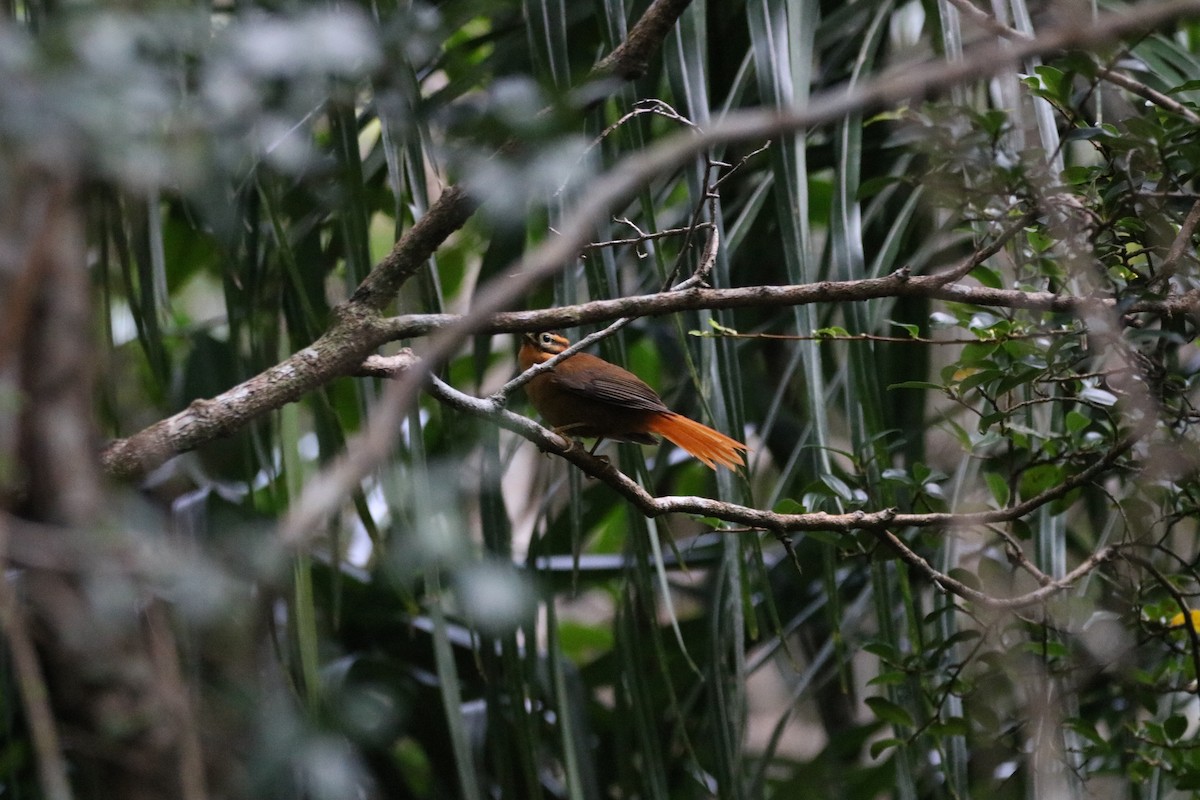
[548,353,670,413]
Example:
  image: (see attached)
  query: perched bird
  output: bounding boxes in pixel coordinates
[518,331,747,470]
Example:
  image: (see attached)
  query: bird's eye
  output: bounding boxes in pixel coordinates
[540,333,554,345]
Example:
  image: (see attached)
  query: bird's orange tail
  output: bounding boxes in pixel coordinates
[647,412,747,470]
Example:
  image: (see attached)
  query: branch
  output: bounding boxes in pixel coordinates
[591,0,696,80]
[431,357,1136,530]
[1124,553,1200,688]
[879,532,1117,610]
[1151,198,1200,288]
[101,306,392,479]
[348,184,478,311]
[374,272,1200,341]
[415,369,1129,610]
[494,224,718,401]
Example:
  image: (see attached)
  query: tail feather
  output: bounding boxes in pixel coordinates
[647,412,747,470]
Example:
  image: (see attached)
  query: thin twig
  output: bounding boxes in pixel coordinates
[586,222,714,251]
[1151,199,1200,288]
[710,142,772,191]
[982,522,1054,587]
[928,208,1041,287]
[878,529,1117,610]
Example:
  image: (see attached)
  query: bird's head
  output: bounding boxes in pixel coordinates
[521,331,571,362]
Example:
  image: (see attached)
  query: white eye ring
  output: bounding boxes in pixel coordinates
[541,333,554,345]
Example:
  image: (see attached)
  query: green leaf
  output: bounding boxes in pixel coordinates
[867,670,909,687]
[984,472,1010,506]
[1019,464,1063,499]
[1165,714,1189,740]
[887,320,920,337]
[869,737,903,759]
[947,568,982,591]
[1176,769,1200,791]
[858,174,906,198]
[1065,410,1091,434]
[928,717,970,737]
[821,475,858,503]
[977,109,1009,137]
[862,641,901,663]
[972,264,1003,289]
[1061,165,1097,185]
[773,498,807,514]
[865,697,914,728]
[1169,79,1200,93]
[888,380,943,391]
[708,319,740,336]
[1032,65,1068,103]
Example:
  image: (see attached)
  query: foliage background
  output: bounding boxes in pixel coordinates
[4,0,1200,798]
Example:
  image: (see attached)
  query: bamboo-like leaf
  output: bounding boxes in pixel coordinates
[545,599,600,800]
[523,0,572,88]
[614,583,670,800]
[427,567,485,800]
[747,0,829,482]
[282,396,321,714]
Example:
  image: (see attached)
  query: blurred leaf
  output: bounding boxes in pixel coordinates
[865,697,914,728]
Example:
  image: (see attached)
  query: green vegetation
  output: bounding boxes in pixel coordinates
[5,0,1200,798]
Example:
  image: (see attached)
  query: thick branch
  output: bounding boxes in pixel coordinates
[0,525,72,800]
[592,0,695,80]
[6,173,199,799]
[348,185,478,311]
[101,307,390,479]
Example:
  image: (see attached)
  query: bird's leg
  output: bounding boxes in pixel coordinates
[588,437,613,463]
[545,425,590,458]
[583,438,613,477]
[543,426,613,474]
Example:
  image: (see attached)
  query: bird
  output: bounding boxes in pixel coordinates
[518,331,748,470]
